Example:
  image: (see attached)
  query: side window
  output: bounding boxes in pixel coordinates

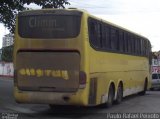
[137,38,141,55]
[119,30,124,52]
[144,40,148,56]
[141,39,145,56]
[131,35,135,54]
[101,25,107,49]
[140,39,143,55]
[124,32,128,53]
[96,22,102,48]
[110,27,118,50]
[117,30,120,51]
[146,40,151,57]
[105,25,111,49]
[145,40,148,56]
[135,37,139,55]
[88,18,101,48]
[88,19,96,46]
[128,34,131,53]
[88,17,150,58]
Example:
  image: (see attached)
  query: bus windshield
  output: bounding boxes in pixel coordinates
[18,11,82,39]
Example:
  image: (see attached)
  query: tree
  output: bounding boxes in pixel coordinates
[1,45,13,62]
[0,0,70,33]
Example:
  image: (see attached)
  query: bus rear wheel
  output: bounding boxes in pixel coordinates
[105,84,114,107]
[115,83,123,104]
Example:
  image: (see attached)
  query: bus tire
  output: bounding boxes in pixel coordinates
[139,79,148,95]
[150,88,154,91]
[49,104,65,109]
[105,84,114,107]
[115,83,123,104]
[49,104,56,109]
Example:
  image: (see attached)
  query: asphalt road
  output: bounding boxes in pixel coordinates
[0,77,160,119]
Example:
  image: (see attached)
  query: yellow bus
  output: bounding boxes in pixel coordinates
[14,9,151,107]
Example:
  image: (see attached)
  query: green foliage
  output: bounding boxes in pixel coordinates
[1,45,13,62]
[0,0,70,33]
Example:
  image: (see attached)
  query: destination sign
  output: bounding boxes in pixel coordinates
[18,15,81,39]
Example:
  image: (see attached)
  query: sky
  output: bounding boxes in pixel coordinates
[0,0,160,51]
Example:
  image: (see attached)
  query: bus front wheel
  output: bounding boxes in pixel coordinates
[139,79,148,95]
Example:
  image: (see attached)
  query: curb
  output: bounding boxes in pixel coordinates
[0,75,13,80]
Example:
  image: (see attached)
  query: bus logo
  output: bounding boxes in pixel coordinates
[29,17,57,28]
[18,68,69,80]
